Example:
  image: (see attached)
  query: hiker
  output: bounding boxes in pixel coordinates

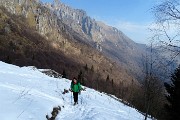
[70,77,82,105]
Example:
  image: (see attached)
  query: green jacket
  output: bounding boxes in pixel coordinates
[71,82,81,92]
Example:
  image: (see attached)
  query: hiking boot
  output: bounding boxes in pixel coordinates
[74,102,78,105]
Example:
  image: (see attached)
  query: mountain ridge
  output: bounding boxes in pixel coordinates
[44,0,147,79]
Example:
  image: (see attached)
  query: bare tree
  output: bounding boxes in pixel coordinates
[141,43,165,120]
[151,0,180,64]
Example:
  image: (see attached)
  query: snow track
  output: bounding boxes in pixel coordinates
[0,61,150,120]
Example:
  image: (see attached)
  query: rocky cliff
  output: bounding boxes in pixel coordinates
[44,0,147,78]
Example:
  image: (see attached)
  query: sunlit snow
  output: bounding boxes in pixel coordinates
[0,61,151,120]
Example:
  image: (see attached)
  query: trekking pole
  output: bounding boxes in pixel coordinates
[80,89,83,104]
[80,88,84,105]
[71,91,72,104]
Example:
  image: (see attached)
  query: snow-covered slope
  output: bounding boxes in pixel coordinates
[0,61,150,120]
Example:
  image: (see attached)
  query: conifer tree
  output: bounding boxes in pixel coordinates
[84,64,88,71]
[164,65,180,120]
[91,65,94,72]
[62,70,66,78]
[111,79,114,87]
[5,56,12,64]
[78,70,85,85]
[106,75,110,82]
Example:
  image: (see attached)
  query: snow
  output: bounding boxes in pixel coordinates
[0,61,151,120]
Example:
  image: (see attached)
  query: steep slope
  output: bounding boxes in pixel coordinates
[46,1,147,79]
[0,1,136,86]
[0,6,81,78]
[0,61,151,120]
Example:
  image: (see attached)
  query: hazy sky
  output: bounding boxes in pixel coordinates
[41,0,160,44]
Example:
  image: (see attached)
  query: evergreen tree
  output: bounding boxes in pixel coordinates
[105,75,110,92]
[111,79,114,87]
[62,70,66,78]
[91,65,94,72]
[111,79,114,94]
[84,64,88,71]
[32,54,35,60]
[78,70,85,85]
[5,56,12,64]
[164,65,180,120]
[106,75,110,82]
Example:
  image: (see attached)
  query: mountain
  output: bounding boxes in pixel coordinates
[46,0,147,79]
[0,0,140,85]
[0,61,151,120]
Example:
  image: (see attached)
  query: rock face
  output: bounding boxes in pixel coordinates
[0,0,146,80]
[45,0,147,78]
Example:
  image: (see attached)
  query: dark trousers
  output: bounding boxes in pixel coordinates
[73,92,78,103]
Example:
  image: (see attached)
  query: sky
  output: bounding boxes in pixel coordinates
[41,0,161,44]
